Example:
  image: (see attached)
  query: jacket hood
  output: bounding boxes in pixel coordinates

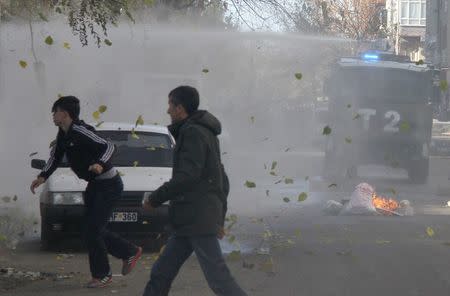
[188,110,222,136]
[168,110,222,138]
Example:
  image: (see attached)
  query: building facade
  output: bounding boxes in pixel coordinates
[386,0,426,60]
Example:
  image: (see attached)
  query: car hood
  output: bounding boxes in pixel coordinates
[46,167,172,192]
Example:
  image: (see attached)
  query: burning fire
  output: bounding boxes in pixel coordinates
[372,194,399,213]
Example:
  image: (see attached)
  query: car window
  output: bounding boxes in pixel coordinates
[59,130,173,167]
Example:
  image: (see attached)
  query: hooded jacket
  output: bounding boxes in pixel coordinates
[149,110,229,236]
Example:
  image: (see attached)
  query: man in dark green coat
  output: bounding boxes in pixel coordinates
[142,86,247,296]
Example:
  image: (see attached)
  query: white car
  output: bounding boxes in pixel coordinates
[31,122,174,250]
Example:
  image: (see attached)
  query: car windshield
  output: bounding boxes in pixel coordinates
[328,67,432,103]
[60,130,173,167]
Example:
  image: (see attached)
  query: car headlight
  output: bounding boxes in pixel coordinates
[52,192,84,205]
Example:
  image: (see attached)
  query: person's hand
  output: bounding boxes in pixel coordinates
[30,177,45,194]
[88,163,104,175]
[217,226,226,240]
[143,198,154,211]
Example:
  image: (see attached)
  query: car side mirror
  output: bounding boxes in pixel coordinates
[31,159,46,170]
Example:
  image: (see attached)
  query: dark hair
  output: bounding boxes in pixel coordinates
[52,96,80,120]
[168,86,199,115]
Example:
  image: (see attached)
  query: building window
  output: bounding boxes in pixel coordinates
[400,0,426,26]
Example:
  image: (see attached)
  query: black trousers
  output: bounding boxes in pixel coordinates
[84,175,137,278]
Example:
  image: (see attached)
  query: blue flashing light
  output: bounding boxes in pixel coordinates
[363,53,379,60]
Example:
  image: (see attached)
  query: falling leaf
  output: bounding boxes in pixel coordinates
[92,111,100,121]
[243,261,255,269]
[345,137,352,144]
[44,36,54,45]
[353,113,361,120]
[98,105,107,113]
[131,129,140,139]
[104,39,112,46]
[118,171,125,177]
[38,12,48,22]
[29,152,38,157]
[440,80,449,92]
[245,181,256,188]
[95,121,104,128]
[347,104,352,108]
[284,178,294,184]
[228,235,236,243]
[135,115,144,127]
[250,116,255,123]
[426,226,435,237]
[415,59,424,65]
[294,73,303,80]
[133,161,138,167]
[259,257,274,272]
[283,197,290,203]
[202,68,209,74]
[275,179,282,184]
[19,60,27,68]
[375,240,391,244]
[328,183,337,188]
[336,250,352,256]
[399,121,410,132]
[298,192,308,202]
[265,190,270,197]
[271,161,278,171]
[57,93,63,98]
[12,195,17,202]
[228,250,241,261]
[269,171,277,176]
[322,125,332,135]
[295,229,301,238]
[63,42,71,49]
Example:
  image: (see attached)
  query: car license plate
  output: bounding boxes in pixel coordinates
[110,212,138,222]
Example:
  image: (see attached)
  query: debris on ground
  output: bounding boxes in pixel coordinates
[323,183,414,216]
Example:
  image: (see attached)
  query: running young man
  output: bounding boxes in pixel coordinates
[30,96,142,288]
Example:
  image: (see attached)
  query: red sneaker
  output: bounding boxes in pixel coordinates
[86,275,112,288]
[122,246,143,275]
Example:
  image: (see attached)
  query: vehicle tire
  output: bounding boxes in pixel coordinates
[40,218,57,251]
[408,159,429,184]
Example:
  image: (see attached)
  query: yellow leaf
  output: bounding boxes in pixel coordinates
[202,68,209,74]
[63,42,71,49]
[426,226,435,237]
[131,129,140,139]
[133,161,138,167]
[45,35,54,45]
[298,192,308,202]
[399,121,410,132]
[92,111,100,121]
[135,115,144,127]
[322,125,332,135]
[345,137,352,144]
[104,39,112,46]
[98,105,107,113]
[353,113,361,120]
[269,171,277,176]
[228,250,241,261]
[245,181,256,188]
[375,240,391,244]
[295,229,301,238]
[271,161,277,171]
[19,60,27,68]
[328,183,337,188]
[440,80,449,92]
[228,235,236,243]
[294,73,303,80]
[95,121,104,128]
[284,178,294,184]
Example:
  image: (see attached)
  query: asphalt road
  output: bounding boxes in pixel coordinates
[3,154,450,295]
